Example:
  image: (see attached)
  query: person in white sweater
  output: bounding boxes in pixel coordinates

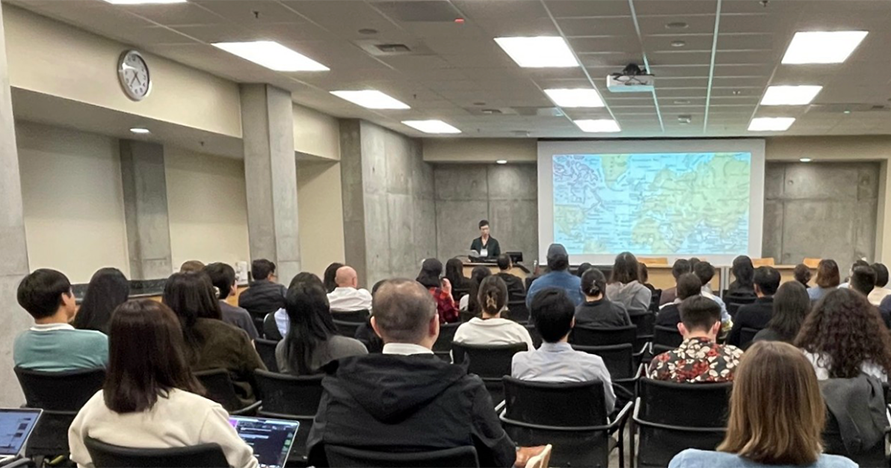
[68,300,258,468]
[453,276,535,351]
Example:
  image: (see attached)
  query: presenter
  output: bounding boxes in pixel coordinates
[470,220,501,260]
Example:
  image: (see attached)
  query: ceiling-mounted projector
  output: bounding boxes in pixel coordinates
[607,63,655,93]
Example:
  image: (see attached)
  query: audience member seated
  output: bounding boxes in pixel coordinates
[204,262,258,340]
[323,262,344,294]
[445,258,470,293]
[575,268,631,328]
[272,272,326,337]
[72,267,130,334]
[693,261,731,328]
[512,289,615,413]
[808,259,840,301]
[868,262,891,306]
[306,279,517,468]
[575,262,593,278]
[648,296,743,383]
[659,259,691,306]
[526,244,582,309]
[655,273,701,327]
[179,260,206,273]
[327,265,373,313]
[68,300,258,468]
[454,276,534,350]
[164,272,266,405]
[495,254,526,302]
[354,280,386,354]
[796,288,891,382]
[727,266,780,347]
[669,341,856,468]
[459,266,492,313]
[838,259,869,289]
[726,255,756,299]
[416,258,459,323]
[639,264,656,292]
[276,282,367,375]
[14,269,108,371]
[753,281,810,344]
[794,263,813,288]
[606,251,653,317]
[238,259,287,319]
[849,265,877,298]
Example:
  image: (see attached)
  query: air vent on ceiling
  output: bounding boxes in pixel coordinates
[355,39,433,56]
[809,103,889,113]
[375,43,411,54]
[370,1,464,22]
[464,107,563,117]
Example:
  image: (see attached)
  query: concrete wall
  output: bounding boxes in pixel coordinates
[763,161,880,266]
[297,161,346,279]
[434,164,538,264]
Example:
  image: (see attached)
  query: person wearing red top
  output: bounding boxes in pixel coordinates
[416,258,459,323]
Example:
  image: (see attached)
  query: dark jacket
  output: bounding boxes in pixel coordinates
[659,287,677,307]
[238,280,287,319]
[575,298,631,328]
[220,301,259,340]
[878,295,891,329]
[752,327,794,344]
[727,297,773,347]
[307,354,516,468]
[656,303,681,327]
[726,281,756,298]
[190,318,266,406]
[821,374,888,456]
[470,237,501,259]
[495,272,526,302]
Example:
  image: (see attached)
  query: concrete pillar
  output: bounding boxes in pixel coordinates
[339,120,368,284]
[240,84,301,283]
[0,5,32,405]
[120,140,173,279]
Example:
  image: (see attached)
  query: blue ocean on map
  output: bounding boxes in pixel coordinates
[552,152,751,255]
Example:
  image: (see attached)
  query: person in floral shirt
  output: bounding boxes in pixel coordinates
[648,296,743,383]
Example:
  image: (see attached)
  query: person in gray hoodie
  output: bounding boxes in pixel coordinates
[605,252,652,317]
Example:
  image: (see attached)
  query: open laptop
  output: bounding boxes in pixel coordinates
[229,417,299,468]
[0,409,41,464]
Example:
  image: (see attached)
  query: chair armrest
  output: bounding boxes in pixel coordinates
[257,409,315,420]
[500,414,615,433]
[231,400,262,416]
[607,401,634,433]
[494,400,506,414]
[634,342,649,357]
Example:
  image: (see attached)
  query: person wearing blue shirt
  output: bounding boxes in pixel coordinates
[525,244,582,309]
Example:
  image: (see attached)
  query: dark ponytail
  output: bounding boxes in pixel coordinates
[581,268,607,297]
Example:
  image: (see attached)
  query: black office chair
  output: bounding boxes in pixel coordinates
[652,325,683,356]
[433,322,461,361]
[85,437,228,468]
[726,296,757,318]
[506,300,529,323]
[572,344,638,401]
[500,377,632,468]
[570,325,637,347]
[451,342,528,404]
[524,323,542,349]
[254,338,279,373]
[739,327,761,350]
[649,289,662,313]
[333,319,363,339]
[324,445,479,468]
[263,312,283,341]
[15,367,105,458]
[633,378,732,468]
[332,310,370,323]
[630,312,656,351]
[254,370,324,464]
[451,288,470,303]
[193,369,260,415]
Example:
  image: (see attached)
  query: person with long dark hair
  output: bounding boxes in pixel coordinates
[163,272,265,405]
[753,281,810,344]
[454,276,534,350]
[445,258,470,294]
[726,255,756,299]
[416,258,458,323]
[203,262,258,339]
[459,266,492,315]
[808,259,840,301]
[323,262,344,294]
[270,272,327,339]
[68,300,258,468]
[276,282,367,375]
[605,252,651,316]
[575,268,631,328]
[796,288,891,382]
[73,267,130,334]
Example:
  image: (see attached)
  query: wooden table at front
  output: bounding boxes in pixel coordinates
[463,263,529,279]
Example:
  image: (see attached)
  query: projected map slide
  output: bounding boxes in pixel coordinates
[553,152,751,256]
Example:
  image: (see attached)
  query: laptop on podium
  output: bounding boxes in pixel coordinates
[229,416,299,468]
[0,409,42,464]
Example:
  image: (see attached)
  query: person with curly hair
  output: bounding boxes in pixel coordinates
[795,288,891,382]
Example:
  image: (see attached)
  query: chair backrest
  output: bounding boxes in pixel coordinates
[649,289,662,313]
[451,288,470,303]
[15,367,105,411]
[324,444,479,468]
[570,325,637,346]
[433,322,461,353]
[637,378,732,428]
[254,338,280,373]
[803,258,821,268]
[524,324,542,349]
[653,325,683,348]
[85,436,229,468]
[332,310,370,323]
[739,327,760,350]
[263,312,283,341]
[630,312,655,338]
[451,342,528,379]
[502,376,609,427]
[193,369,244,413]
[254,369,324,418]
[572,344,634,379]
[506,300,529,323]
[333,320,362,339]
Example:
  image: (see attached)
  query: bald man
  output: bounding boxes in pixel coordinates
[327,265,373,312]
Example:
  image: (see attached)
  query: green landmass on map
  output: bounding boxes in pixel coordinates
[601,154,630,189]
[555,204,585,236]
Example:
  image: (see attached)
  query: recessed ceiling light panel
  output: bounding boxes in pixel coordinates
[129,127,151,134]
[494,37,579,68]
[330,90,410,109]
[760,85,822,106]
[212,41,329,72]
[543,89,605,108]
[782,31,867,64]
[573,119,621,133]
[748,117,795,131]
[402,120,461,134]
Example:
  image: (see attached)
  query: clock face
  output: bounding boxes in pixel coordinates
[118,50,151,101]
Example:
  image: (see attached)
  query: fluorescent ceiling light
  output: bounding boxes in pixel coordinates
[574,119,621,133]
[330,90,410,110]
[800,158,812,162]
[544,89,604,108]
[760,85,822,106]
[212,41,328,72]
[782,31,868,64]
[103,0,187,4]
[494,37,579,68]
[402,120,461,134]
[748,117,795,132]
[496,160,508,165]
[129,127,151,134]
